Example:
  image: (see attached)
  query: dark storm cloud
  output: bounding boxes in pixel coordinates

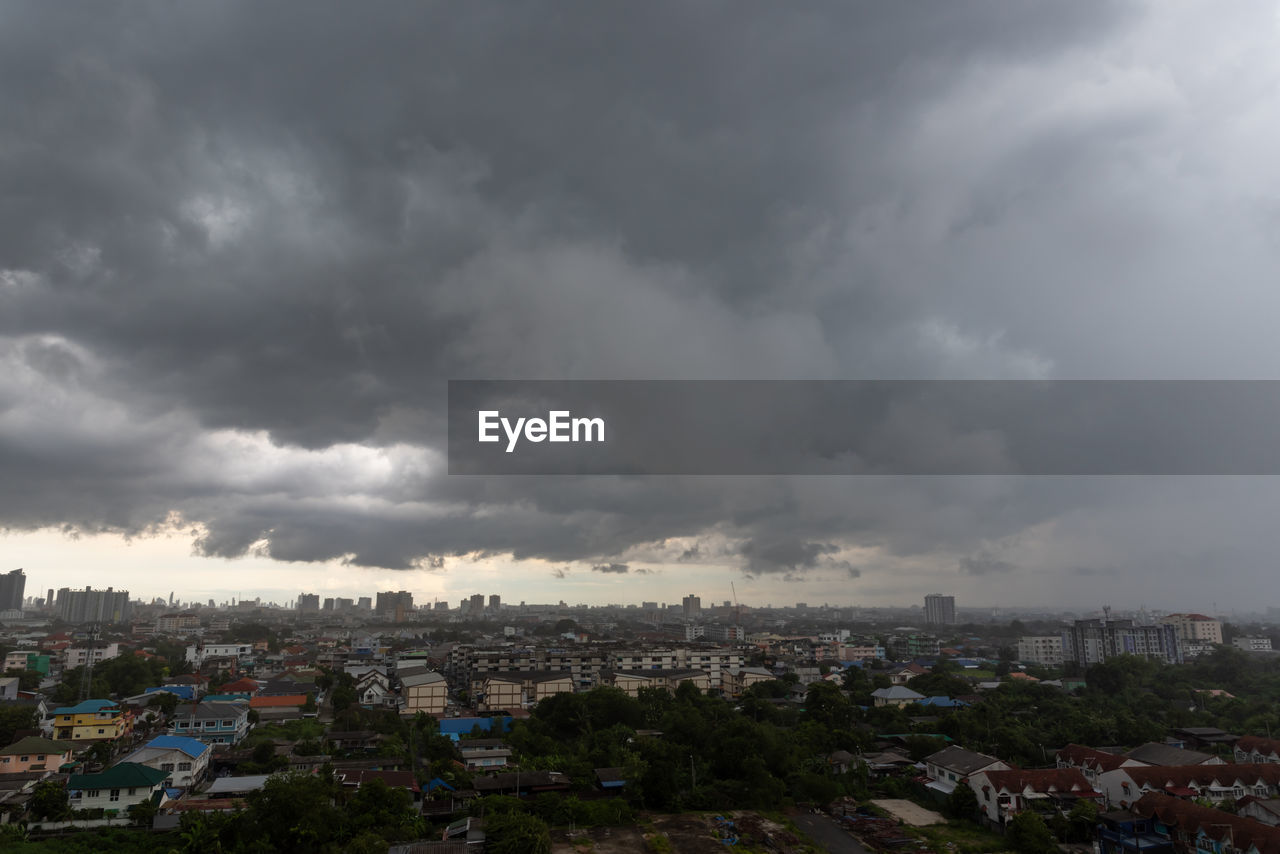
[591,563,629,574]
[6,1,1280,608]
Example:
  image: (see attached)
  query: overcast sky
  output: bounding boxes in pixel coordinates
[4,1,1280,612]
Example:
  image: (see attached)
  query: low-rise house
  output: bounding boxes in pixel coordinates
[595,767,627,791]
[0,736,74,774]
[472,770,570,797]
[477,671,574,711]
[51,699,129,742]
[325,731,382,753]
[723,666,775,698]
[336,769,422,806]
[249,694,310,722]
[1237,735,1280,765]
[1056,743,1149,785]
[169,701,250,745]
[1097,763,1280,809]
[924,746,1011,795]
[1239,796,1280,828]
[603,669,711,697]
[118,735,211,788]
[66,762,169,814]
[1125,742,1224,767]
[398,667,447,716]
[870,686,925,707]
[968,768,1102,827]
[887,663,929,686]
[1124,792,1280,854]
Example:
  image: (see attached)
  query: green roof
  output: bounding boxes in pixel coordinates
[68,762,168,790]
[0,736,76,756]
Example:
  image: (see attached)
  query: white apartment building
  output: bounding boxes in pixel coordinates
[1016,636,1064,667]
[1162,613,1223,646]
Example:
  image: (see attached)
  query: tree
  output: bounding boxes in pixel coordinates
[945,781,979,819]
[486,811,552,854]
[29,779,71,821]
[0,704,36,747]
[1006,810,1058,854]
[128,797,160,826]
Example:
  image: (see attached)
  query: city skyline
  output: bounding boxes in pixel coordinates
[5,4,1280,613]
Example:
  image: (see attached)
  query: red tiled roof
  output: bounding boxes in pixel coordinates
[1133,792,1280,854]
[1238,736,1280,757]
[1057,744,1136,772]
[338,769,419,793]
[221,678,260,693]
[1123,763,1280,791]
[981,768,1098,795]
[249,694,308,708]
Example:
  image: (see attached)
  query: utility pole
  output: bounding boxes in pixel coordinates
[78,623,99,702]
[690,754,696,790]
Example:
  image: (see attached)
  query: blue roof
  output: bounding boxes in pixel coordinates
[439,716,512,736]
[144,735,211,758]
[53,699,119,715]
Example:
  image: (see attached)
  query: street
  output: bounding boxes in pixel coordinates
[789,811,873,854]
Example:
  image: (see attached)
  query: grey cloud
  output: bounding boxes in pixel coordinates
[3,2,1280,609]
[959,554,1017,576]
[591,563,630,574]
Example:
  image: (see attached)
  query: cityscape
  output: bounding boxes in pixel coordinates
[6,1,1280,852]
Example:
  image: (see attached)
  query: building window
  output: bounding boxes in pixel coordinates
[222,720,233,727]
[178,762,191,771]
[110,789,120,802]
[161,763,175,772]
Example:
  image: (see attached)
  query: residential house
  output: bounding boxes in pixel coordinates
[1124,792,1280,854]
[967,768,1101,827]
[398,667,447,715]
[66,762,169,814]
[924,746,1011,796]
[249,694,310,722]
[0,678,17,701]
[51,699,129,742]
[603,669,711,697]
[887,663,929,686]
[870,686,925,708]
[1097,763,1280,809]
[355,670,395,708]
[119,735,211,788]
[1237,736,1280,765]
[0,737,74,774]
[1055,743,1149,785]
[461,745,512,772]
[170,701,250,745]
[62,643,121,668]
[724,666,775,698]
[477,671,574,711]
[1125,742,1225,767]
[1239,797,1280,828]
[335,769,422,806]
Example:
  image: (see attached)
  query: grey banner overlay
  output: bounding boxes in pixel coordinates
[448,381,1280,475]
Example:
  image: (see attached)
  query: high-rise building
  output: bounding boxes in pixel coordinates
[1062,618,1182,665]
[923,594,956,625]
[0,569,26,611]
[682,594,701,621]
[334,597,354,611]
[296,593,320,613]
[322,598,335,611]
[488,595,501,611]
[357,597,372,611]
[1161,613,1223,646]
[376,591,414,619]
[54,586,132,624]
[468,593,485,616]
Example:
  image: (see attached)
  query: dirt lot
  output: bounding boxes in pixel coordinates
[648,812,811,853]
[550,824,650,854]
[869,799,946,826]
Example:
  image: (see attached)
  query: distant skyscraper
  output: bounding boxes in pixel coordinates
[923,594,956,625]
[376,590,414,619]
[488,594,501,611]
[0,569,26,611]
[357,597,372,611]
[468,593,485,616]
[682,594,701,620]
[54,586,131,623]
[297,593,320,613]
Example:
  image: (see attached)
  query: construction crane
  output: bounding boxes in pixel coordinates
[731,582,742,638]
